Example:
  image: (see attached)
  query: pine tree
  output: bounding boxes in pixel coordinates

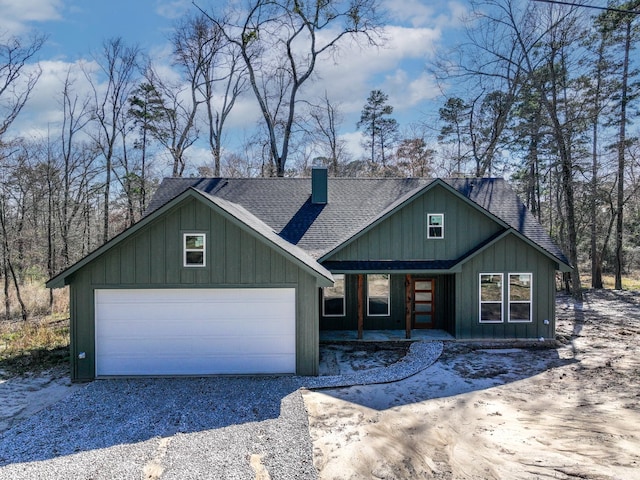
[357,90,399,166]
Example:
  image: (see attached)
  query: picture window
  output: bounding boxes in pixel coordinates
[508,273,532,322]
[479,273,503,323]
[323,274,346,317]
[367,274,390,316]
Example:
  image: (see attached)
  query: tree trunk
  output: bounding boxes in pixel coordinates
[0,201,27,321]
[614,19,631,290]
[103,156,111,243]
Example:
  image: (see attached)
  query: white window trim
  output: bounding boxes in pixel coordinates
[323,274,346,317]
[183,233,206,267]
[367,274,390,317]
[479,273,503,323]
[427,213,445,239]
[508,272,533,323]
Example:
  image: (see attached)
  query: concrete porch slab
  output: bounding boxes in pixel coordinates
[320,329,455,342]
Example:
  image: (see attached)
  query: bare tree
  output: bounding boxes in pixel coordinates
[59,68,95,265]
[302,92,347,175]
[143,66,200,177]
[85,38,140,242]
[174,14,248,176]
[0,33,45,141]
[200,0,383,176]
[396,135,434,177]
[446,0,590,298]
[0,33,45,320]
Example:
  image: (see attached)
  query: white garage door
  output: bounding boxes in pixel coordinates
[95,288,296,376]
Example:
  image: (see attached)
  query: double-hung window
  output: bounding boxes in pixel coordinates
[427,213,444,239]
[508,273,532,322]
[183,233,206,267]
[323,274,346,317]
[479,273,503,323]
[367,274,390,316]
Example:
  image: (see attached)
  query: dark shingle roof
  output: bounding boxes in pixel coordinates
[146,177,570,267]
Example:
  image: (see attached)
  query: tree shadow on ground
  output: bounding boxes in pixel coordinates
[0,375,305,466]
[317,342,576,411]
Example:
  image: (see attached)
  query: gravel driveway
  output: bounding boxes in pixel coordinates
[0,342,442,479]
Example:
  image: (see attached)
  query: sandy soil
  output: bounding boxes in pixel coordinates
[0,366,82,434]
[303,290,640,480]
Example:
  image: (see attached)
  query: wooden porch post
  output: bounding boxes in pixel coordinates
[357,274,364,340]
[405,274,412,339]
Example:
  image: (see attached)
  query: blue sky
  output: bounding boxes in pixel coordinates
[1,0,469,172]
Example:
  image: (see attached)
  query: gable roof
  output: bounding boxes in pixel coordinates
[146,177,570,269]
[47,188,333,289]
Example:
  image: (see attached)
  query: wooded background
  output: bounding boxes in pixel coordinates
[1,0,639,319]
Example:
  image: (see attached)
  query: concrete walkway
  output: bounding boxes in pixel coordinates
[304,341,444,390]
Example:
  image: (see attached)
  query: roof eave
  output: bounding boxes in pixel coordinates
[453,228,573,272]
[191,189,334,286]
[46,187,334,290]
[46,188,199,289]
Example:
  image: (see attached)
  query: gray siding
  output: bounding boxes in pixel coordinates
[69,197,320,381]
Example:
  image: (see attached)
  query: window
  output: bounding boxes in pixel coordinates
[323,274,346,317]
[367,274,390,316]
[509,273,532,322]
[183,233,206,267]
[427,213,444,239]
[479,273,503,323]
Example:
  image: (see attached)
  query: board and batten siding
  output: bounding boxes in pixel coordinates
[454,233,557,340]
[326,185,503,262]
[69,197,319,381]
[319,274,455,334]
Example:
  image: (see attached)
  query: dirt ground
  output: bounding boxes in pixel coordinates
[303,290,640,480]
[0,365,81,434]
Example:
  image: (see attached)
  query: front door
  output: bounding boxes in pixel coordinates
[413,278,435,329]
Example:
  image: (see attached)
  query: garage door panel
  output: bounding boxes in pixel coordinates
[97,301,294,324]
[99,335,296,357]
[95,288,296,376]
[98,355,296,376]
[97,316,295,338]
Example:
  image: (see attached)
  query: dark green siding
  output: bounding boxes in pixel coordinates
[320,274,455,333]
[325,184,503,262]
[455,234,556,340]
[69,197,320,381]
[319,274,404,330]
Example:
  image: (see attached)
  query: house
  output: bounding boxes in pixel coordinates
[46,169,571,381]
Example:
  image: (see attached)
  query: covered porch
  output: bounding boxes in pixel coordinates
[320,271,457,339]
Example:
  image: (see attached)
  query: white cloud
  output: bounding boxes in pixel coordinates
[0,0,63,34]
[6,59,96,140]
[312,25,440,115]
[340,130,366,160]
[384,0,438,28]
[382,70,440,109]
[384,0,469,30]
[155,0,193,20]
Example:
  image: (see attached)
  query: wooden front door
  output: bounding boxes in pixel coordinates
[412,278,435,329]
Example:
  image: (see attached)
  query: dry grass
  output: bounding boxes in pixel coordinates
[581,272,640,291]
[0,284,70,375]
[0,283,69,320]
[0,316,70,375]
